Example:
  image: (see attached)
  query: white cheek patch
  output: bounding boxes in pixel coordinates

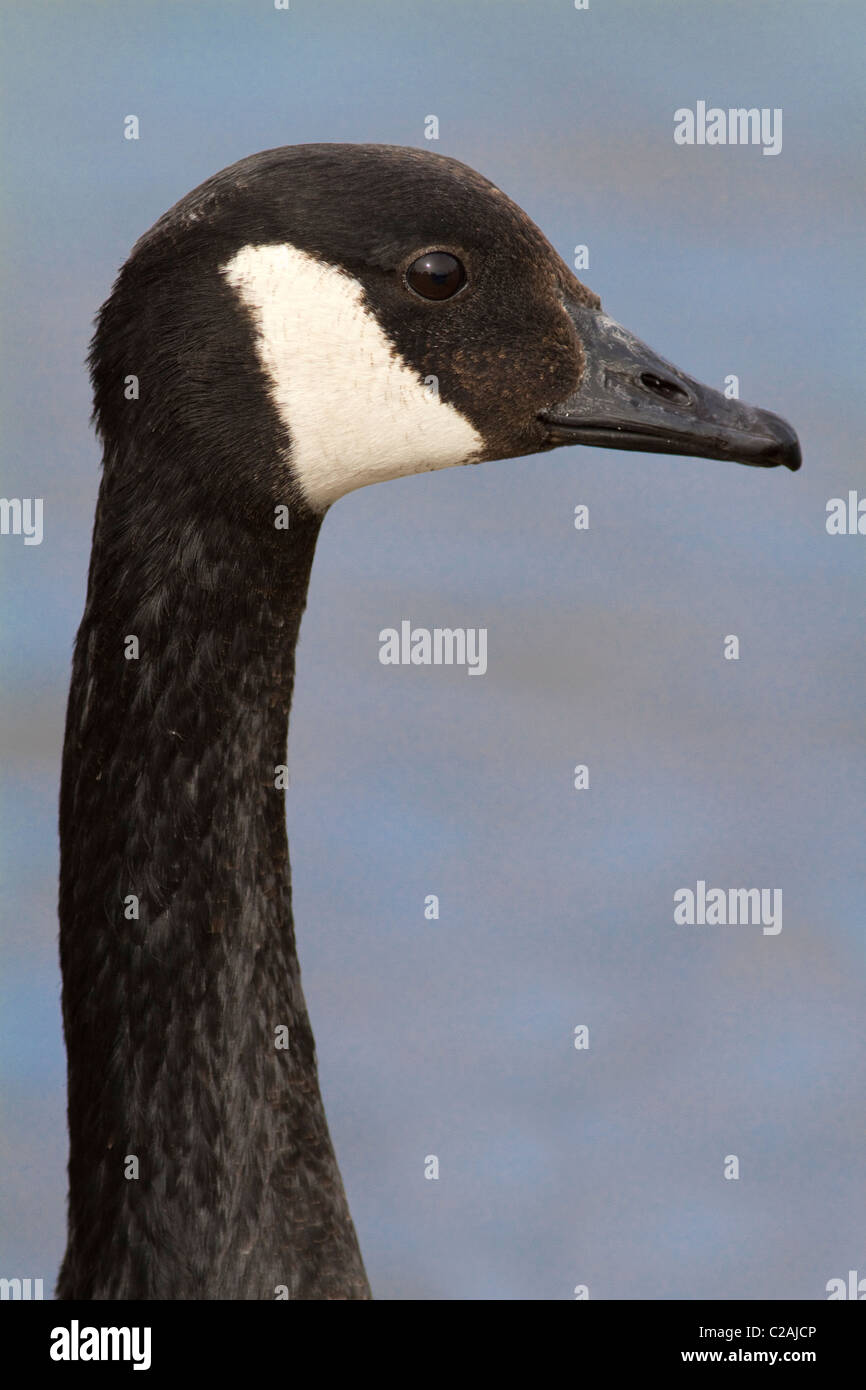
[222,243,483,511]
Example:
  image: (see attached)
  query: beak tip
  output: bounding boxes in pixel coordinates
[549,302,803,478]
[761,411,802,472]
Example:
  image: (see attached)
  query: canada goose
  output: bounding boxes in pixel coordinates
[57,143,800,1301]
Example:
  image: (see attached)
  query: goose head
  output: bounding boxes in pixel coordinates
[97,143,799,523]
[65,142,802,1302]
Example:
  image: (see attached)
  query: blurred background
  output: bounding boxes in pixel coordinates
[1,0,863,1299]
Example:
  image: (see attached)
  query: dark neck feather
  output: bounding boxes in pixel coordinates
[57,427,370,1299]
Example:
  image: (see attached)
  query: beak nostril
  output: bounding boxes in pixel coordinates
[640,371,690,404]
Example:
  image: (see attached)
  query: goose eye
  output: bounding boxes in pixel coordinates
[405,252,466,301]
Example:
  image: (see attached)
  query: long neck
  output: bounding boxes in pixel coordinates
[57,454,370,1299]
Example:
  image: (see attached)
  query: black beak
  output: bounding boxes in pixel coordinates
[539,303,801,471]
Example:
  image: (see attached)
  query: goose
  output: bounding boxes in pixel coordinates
[57,143,800,1301]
